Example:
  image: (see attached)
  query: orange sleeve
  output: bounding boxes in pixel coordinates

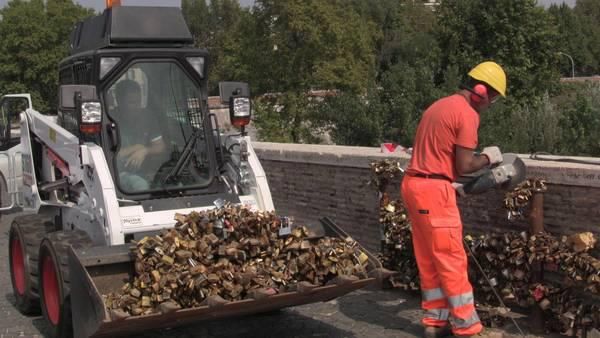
[455,112,479,150]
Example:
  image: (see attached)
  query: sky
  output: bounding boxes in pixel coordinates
[0,0,578,11]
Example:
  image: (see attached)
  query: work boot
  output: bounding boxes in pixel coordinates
[424,325,452,338]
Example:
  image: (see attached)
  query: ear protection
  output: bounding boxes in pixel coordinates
[470,84,488,103]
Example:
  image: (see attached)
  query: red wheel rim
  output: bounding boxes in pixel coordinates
[42,255,60,325]
[10,236,26,295]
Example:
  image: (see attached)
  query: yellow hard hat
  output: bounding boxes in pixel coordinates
[468,61,507,97]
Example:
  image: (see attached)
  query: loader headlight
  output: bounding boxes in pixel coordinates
[81,102,102,123]
[231,97,250,118]
[80,101,102,134]
[229,96,251,127]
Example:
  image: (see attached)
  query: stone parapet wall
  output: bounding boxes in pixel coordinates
[253,142,600,252]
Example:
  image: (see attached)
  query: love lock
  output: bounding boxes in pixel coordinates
[278,216,292,237]
[213,198,225,209]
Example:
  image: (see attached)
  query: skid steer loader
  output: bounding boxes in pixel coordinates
[3,5,384,338]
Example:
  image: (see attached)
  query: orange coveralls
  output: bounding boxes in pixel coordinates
[401,94,483,336]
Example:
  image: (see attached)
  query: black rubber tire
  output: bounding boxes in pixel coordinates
[39,230,92,338]
[8,215,54,315]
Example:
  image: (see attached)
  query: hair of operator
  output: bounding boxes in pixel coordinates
[400,61,507,337]
[115,79,142,112]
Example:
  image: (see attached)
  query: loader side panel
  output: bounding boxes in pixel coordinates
[0,94,32,212]
[244,137,274,212]
[79,144,124,245]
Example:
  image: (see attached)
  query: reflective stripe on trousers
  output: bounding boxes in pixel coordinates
[450,310,481,328]
[448,291,480,328]
[421,287,450,327]
[423,289,478,327]
[425,308,450,321]
[422,288,445,302]
[448,292,474,309]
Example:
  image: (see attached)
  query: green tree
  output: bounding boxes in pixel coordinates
[379,63,443,147]
[244,0,379,142]
[558,82,600,156]
[375,1,438,75]
[436,0,560,100]
[0,0,93,113]
[477,95,561,154]
[286,1,443,147]
[374,1,443,147]
[204,0,248,94]
[181,0,211,47]
[573,0,600,75]
[247,0,378,94]
[253,93,327,144]
[182,0,247,94]
[313,90,385,146]
[548,4,597,77]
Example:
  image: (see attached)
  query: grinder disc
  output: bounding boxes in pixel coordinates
[499,153,527,190]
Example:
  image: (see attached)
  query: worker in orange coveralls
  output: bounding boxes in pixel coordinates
[401,61,507,338]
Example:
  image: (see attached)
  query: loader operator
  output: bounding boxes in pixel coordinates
[400,61,507,338]
[114,79,166,192]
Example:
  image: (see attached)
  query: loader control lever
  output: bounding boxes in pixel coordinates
[209,113,225,169]
[161,130,200,185]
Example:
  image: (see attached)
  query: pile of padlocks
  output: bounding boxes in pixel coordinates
[377,195,420,291]
[504,178,548,219]
[465,231,600,333]
[103,205,370,317]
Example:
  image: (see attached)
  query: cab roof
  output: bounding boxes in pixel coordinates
[69,6,194,55]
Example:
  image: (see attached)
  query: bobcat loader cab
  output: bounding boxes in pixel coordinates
[61,5,239,202]
[4,4,383,338]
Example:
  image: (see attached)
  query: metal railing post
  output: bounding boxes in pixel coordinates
[529,188,546,334]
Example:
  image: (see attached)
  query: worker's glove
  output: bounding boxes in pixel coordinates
[451,182,466,198]
[125,147,149,169]
[481,146,503,165]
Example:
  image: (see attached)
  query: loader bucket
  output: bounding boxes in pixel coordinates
[68,217,385,337]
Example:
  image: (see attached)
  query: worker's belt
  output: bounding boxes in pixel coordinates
[406,172,452,183]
